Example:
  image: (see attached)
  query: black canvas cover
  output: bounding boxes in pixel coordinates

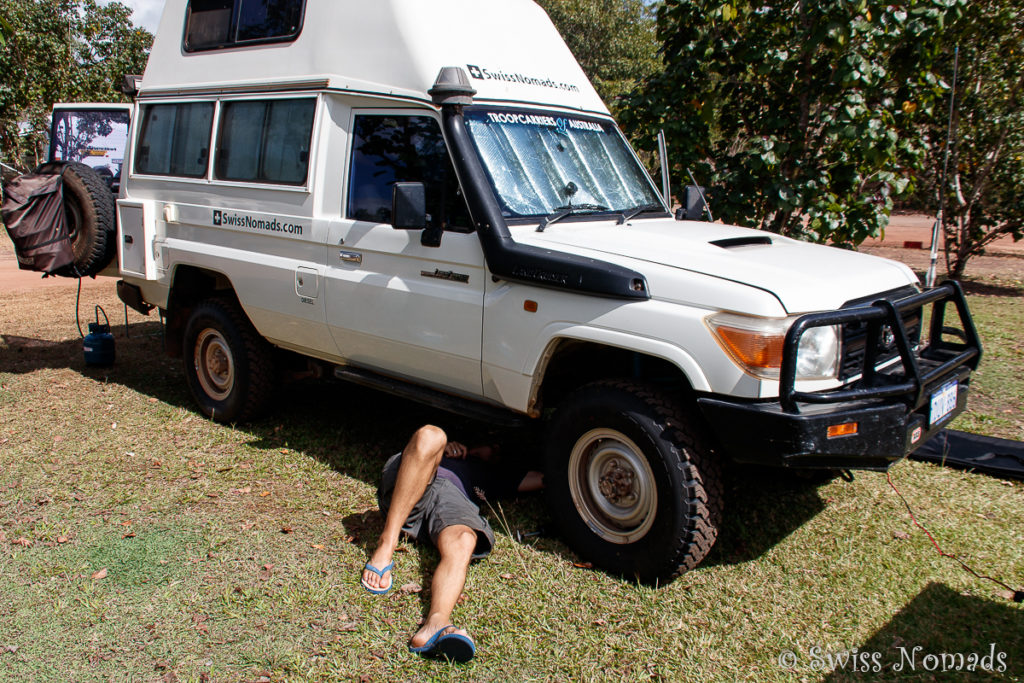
[1,172,73,274]
[912,429,1024,481]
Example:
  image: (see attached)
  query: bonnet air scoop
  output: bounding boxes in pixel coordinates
[711,236,774,249]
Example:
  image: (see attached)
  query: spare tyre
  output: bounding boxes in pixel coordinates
[33,161,116,277]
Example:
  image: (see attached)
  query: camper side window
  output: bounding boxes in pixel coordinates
[215,98,315,185]
[134,103,214,178]
[347,115,471,231]
[185,0,305,52]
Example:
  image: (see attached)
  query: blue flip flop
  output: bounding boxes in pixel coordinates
[409,625,476,663]
[360,561,393,595]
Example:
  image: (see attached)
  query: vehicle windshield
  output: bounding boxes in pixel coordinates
[464,108,664,219]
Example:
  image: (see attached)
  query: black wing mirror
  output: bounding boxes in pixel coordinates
[676,185,711,221]
[392,182,442,247]
[392,182,427,229]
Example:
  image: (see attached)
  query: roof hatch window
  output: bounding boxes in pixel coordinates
[185,0,305,52]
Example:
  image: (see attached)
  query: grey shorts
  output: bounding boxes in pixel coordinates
[378,452,495,560]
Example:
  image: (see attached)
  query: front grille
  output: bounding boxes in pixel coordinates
[838,286,922,381]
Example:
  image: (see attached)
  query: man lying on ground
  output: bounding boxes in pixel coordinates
[360,425,543,663]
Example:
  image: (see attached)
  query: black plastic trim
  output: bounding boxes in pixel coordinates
[117,280,155,316]
[333,365,527,428]
[439,106,649,300]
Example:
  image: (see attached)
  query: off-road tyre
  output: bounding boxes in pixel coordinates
[544,380,723,585]
[182,297,276,423]
[34,161,116,277]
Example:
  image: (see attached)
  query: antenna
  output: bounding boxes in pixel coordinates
[657,129,671,206]
[926,46,959,288]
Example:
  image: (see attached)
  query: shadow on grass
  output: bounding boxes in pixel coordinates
[703,465,830,568]
[0,321,191,408]
[959,279,1024,298]
[1,322,834,581]
[825,582,1023,681]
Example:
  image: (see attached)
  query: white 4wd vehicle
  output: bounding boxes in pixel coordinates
[106,0,980,582]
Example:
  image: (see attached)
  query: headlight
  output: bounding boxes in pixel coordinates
[707,312,840,380]
[795,323,840,379]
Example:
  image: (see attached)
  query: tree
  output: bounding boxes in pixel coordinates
[0,0,151,172]
[622,0,964,245]
[536,0,661,113]
[917,0,1023,278]
[51,110,115,161]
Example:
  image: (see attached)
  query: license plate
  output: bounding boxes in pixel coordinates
[929,380,958,427]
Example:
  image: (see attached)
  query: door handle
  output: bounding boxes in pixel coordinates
[339,250,362,265]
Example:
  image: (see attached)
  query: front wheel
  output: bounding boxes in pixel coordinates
[182,297,276,423]
[545,380,723,584]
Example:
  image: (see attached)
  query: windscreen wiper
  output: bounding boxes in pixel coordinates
[617,203,665,225]
[536,203,610,232]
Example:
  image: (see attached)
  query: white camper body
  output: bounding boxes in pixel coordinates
[112,0,981,582]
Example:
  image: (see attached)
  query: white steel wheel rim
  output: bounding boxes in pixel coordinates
[194,328,234,401]
[567,428,658,544]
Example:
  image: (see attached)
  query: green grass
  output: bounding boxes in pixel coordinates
[1,275,1021,682]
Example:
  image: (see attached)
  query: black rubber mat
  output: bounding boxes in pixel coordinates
[912,429,1024,481]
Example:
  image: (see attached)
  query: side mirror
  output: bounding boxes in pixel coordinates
[392,182,427,229]
[680,185,710,221]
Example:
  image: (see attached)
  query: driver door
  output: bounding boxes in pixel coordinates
[324,110,485,396]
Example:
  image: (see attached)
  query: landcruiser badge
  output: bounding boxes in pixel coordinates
[421,269,469,284]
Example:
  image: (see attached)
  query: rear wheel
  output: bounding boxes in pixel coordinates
[545,380,722,584]
[182,297,276,422]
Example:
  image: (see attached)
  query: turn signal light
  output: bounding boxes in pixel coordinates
[713,326,785,370]
[827,422,858,438]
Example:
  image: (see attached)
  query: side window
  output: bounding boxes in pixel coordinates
[51,109,131,180]
[236,0,304,42]
[347,115,471,231]
[215,98,315,185]
[185,0,304,52]
[134,103,214,178]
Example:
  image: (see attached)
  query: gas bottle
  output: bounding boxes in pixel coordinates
[83,306,115,367]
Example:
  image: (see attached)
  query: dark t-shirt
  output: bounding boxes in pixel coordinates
[436,456,528,505]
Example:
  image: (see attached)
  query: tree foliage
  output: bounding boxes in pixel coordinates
[537,0,660,113]
[918,0,1023,278]
[622,0,964,244]
[0,0,152,172]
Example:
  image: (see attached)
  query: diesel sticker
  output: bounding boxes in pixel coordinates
[467,64,580,93]
[212,209,305,237]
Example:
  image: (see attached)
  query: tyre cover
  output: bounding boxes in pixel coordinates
[1,172,74,274]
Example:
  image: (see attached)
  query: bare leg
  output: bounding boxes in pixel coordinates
[362,425,447,592]
[410,524,477,648]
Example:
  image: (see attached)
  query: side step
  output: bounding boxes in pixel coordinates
[332,365,528,428]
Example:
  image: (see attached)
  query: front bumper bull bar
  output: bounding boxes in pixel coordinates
[698,281,982,470]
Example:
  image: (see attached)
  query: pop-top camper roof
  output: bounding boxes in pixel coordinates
[141,0,609,116]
